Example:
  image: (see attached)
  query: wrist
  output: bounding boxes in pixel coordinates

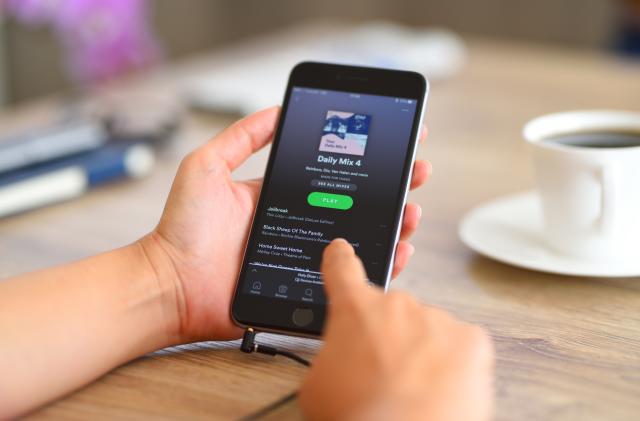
[135,232,187,347]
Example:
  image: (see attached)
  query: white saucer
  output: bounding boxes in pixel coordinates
[459,191,640,277]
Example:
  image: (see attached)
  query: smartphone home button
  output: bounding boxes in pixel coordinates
[292,308,314,327]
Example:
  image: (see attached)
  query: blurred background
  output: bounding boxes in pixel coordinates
[0,0,638,104]
[0,0,638,237]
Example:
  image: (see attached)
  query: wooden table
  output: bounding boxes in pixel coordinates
[2,37,640,420]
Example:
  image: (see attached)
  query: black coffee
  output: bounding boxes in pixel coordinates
[544,132,640,148]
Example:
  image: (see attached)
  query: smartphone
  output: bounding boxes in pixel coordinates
[231,62,428,336]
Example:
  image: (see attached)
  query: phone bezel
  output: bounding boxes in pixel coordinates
[231,62,428,337]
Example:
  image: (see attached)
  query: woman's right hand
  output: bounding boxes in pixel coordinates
[299,239,494,421]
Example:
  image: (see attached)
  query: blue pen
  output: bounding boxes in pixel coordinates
[0,142,154,218]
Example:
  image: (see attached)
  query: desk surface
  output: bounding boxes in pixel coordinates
[3,37,640,421]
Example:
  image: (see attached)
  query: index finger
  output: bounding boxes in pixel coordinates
[321,239,369,304]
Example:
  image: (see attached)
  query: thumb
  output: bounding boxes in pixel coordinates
[205,106,279,171]
[321,239,369,303]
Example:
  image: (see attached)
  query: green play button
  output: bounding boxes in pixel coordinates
[307,191,353,210]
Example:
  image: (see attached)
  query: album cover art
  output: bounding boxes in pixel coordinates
[319,110,371,156]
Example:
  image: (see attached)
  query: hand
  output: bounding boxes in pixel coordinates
[299,239,494,421]
[140,107,431,342]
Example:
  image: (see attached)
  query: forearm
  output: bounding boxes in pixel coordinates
[0,236,181,417]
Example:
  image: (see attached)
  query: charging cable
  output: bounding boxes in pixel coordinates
[238,328,311,420]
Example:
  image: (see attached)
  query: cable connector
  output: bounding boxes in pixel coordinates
[240,327,258,353]
[239,327,310,367]
[238,328,311,420]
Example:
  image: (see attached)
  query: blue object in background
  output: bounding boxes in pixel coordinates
[0,143,155,218]
[615,3,640,56]
[617,24,640,55]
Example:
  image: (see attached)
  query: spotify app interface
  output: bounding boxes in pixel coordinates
[241,87,418,304]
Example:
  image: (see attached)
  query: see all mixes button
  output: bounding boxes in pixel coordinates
[307,191,353,210]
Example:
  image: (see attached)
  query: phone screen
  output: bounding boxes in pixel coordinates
[237,85,419,305]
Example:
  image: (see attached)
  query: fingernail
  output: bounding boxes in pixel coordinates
[426,161,433,176]
[409,244,416,256]
[329,238,353,255]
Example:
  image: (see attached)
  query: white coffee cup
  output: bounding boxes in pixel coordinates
[523,110,640,262]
